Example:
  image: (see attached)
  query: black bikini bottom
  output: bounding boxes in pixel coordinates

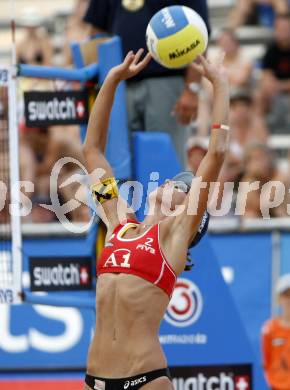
[85,367,171,390]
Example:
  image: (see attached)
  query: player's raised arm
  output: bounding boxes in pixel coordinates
[172,54,230,243]
[83,49,151,171]
[82,49,151,228]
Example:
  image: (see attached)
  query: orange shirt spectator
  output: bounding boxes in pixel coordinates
[262,274,290,390]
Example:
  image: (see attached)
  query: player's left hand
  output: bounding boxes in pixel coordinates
[172,89,198,125]
[109,49,151,81]
[192,53,228,86]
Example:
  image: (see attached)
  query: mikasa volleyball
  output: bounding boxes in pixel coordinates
[146,5,208,68]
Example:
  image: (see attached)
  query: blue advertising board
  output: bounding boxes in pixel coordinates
[0,303,92,370]
[0,230,276,390]
[161,236,255,365]
[209,233,272,359]
[160,235,257,389]
[281,232,290,274]
[0,236,95,370]
[209,233,272,390]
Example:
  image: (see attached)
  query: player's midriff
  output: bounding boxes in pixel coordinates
[86,221,177,377]
[86,273,169,377]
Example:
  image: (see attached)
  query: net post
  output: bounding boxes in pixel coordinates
[8,65,22,304]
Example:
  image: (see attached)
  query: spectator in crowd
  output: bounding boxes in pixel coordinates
[64,0,90,65]
[230,89,268,156]
[17,8,53,66]
[20,124,90,223]
[256,12,290,134]
[196,32,254,137]
[262,274,290,390]
[83,0,210,166]
[209,145,243,215]
[228,0,289,28]
[186,136,208,173]
[240,143,286,218]
[186,137,242,216]
[215,29,253,89]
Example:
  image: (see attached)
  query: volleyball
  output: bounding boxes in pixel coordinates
[146,5,208,69]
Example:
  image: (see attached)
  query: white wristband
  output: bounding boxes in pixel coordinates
[187,82,201,94]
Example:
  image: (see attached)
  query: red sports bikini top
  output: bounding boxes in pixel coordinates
[97,220,176,298]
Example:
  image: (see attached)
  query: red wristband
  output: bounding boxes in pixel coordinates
[212,124,230,131]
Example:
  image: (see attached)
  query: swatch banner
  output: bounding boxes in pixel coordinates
[170,364,252,390]
[29,256,92,292]
[24,90,89,127]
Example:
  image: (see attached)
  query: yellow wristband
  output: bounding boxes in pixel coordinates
[91,177,119,204]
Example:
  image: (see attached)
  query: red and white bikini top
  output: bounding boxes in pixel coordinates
[97,220,177,298]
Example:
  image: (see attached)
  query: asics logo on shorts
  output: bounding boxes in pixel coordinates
[123,376,147,388]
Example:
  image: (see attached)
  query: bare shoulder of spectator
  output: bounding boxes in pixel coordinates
[227,0,254,29]
[272,0,289,14]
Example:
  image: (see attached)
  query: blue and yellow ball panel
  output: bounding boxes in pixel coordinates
[156,23,206,68]
[147,5,208,68]
[149,5,189,39]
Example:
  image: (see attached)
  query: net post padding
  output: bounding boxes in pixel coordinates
[18,63,99,82]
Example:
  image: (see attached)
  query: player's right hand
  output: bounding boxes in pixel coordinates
[109,49,151,82]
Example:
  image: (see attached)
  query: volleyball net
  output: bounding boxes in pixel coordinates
[0,66,22,304]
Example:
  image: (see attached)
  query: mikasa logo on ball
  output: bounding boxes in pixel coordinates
[169,40,200,60]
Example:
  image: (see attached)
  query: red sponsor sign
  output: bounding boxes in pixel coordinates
[0,380,83,390]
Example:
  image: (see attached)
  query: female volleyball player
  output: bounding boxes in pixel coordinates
[83,49,229,390]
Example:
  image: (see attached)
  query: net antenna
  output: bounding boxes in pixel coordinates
[0,0,22,304]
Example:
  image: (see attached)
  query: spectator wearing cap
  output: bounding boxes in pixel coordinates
[17,8,53,66]
[262,274,290,390]
[256,13,290,134]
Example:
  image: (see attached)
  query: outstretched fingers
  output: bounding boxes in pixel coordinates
[123,50,135,67]
[191,55,212,75]
[133,48,145,65]
[197,54,208,66]
[191,56,205,76]
[134,52,152,72]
